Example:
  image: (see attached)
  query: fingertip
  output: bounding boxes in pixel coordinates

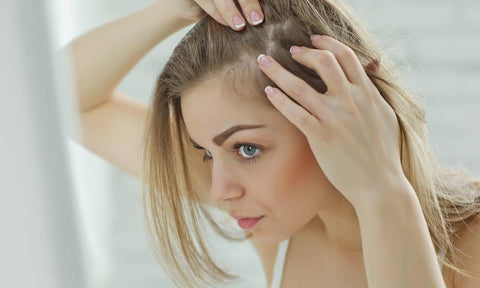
[250,10,264,25]
[232,15,246,30]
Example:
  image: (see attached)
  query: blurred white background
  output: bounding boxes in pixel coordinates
[27,0,480,287]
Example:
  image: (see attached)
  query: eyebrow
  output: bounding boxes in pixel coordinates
[189,124,266,148]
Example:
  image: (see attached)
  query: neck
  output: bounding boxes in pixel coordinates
[301,193,363,254]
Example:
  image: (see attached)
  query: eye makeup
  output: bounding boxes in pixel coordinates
[192,142,264,165]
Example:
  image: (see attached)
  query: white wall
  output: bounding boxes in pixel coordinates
[0,0,85,287]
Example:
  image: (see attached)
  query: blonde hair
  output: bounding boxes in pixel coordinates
[140,0,480,287]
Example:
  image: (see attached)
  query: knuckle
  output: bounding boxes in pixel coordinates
[339,46,356,60]
[313,51,336,68]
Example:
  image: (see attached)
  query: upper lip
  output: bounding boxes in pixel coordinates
[230,214,264,220]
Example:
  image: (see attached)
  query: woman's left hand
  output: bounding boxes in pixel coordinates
[257,35,408,208]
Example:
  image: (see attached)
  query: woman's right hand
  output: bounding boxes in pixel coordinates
[175,0,264,31]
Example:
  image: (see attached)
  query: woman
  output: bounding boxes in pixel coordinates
[68,0,480,287]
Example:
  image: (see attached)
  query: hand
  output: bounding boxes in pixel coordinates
[257,35,404,208]
[176,0,264,30]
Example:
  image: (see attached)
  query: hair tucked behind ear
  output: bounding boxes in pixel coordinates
[140,0,480,287]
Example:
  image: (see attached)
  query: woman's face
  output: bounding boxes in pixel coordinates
[181,77,340,243]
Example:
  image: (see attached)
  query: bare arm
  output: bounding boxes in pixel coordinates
[59,1,195,177]
[356,183,447,288]
[61,1,194,113]
[60,0,263,194]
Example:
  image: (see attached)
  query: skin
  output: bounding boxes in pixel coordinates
[180,35,460,286]
[176,1,466,285]
[181,76,363,250]
[176,0,265,31]
[176,0,383,252]
[254,35,447,287]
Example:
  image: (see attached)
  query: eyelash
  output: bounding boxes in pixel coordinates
[201,141,263,165]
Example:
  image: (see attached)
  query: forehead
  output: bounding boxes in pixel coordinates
[181,75,267,111]
[180,77,280,142]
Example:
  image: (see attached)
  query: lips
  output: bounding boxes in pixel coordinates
[236,216,265,229]
[231,214,263,220]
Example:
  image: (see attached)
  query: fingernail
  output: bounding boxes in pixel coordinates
[310,34,322,41]
[290,46,302,55]
[265,86,275,95]
[257,54,272,66]
[233,15,245,29]
[250,11,263,25]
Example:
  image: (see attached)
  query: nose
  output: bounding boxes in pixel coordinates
[209,159,244,203]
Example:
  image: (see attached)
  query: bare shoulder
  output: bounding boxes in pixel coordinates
[446,215,480,288]
[249,237,279,288]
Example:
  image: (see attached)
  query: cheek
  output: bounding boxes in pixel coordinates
[268,136,326,207]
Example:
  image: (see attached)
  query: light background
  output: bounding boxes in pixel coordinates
[49,0,480,287]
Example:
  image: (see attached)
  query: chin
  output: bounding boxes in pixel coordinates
[250,228,292,244]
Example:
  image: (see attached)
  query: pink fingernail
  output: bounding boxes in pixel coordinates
[310,34,322,41]
[250,11,263,25]
[257,54,272,66]
[233,15,245,29]
[290,46,302,55]
[265,86,277,99]
[265,86,275,94]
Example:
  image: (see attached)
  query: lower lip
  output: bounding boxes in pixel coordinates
[237,216,265,229]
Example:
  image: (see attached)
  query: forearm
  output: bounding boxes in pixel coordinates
[356,183,446,288]
[61,1,193,112]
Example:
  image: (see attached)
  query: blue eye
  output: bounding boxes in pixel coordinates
[237,144,260,159]
[233,142,263,164]
[201,142,263,165]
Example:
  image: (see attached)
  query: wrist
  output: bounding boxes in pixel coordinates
[354,174,418,217]
[152,1,200,28]
[146,1,196,39]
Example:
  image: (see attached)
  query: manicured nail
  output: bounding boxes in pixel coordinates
[250,11,263,25]
[233,15,245,29]
[265,86,277,98]
[257,54,272,66]
[310,34,322,41]
[290,46,302,55]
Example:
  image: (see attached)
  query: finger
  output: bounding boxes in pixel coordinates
[264,86,320,135]
[213,0,246,30]
[257,54,326,115]
[194,0,228,26]
[310,35,367,86]
[289,46,349,95]
[238,0,264,26]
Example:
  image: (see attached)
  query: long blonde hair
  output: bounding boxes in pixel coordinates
[140,0,480,287]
